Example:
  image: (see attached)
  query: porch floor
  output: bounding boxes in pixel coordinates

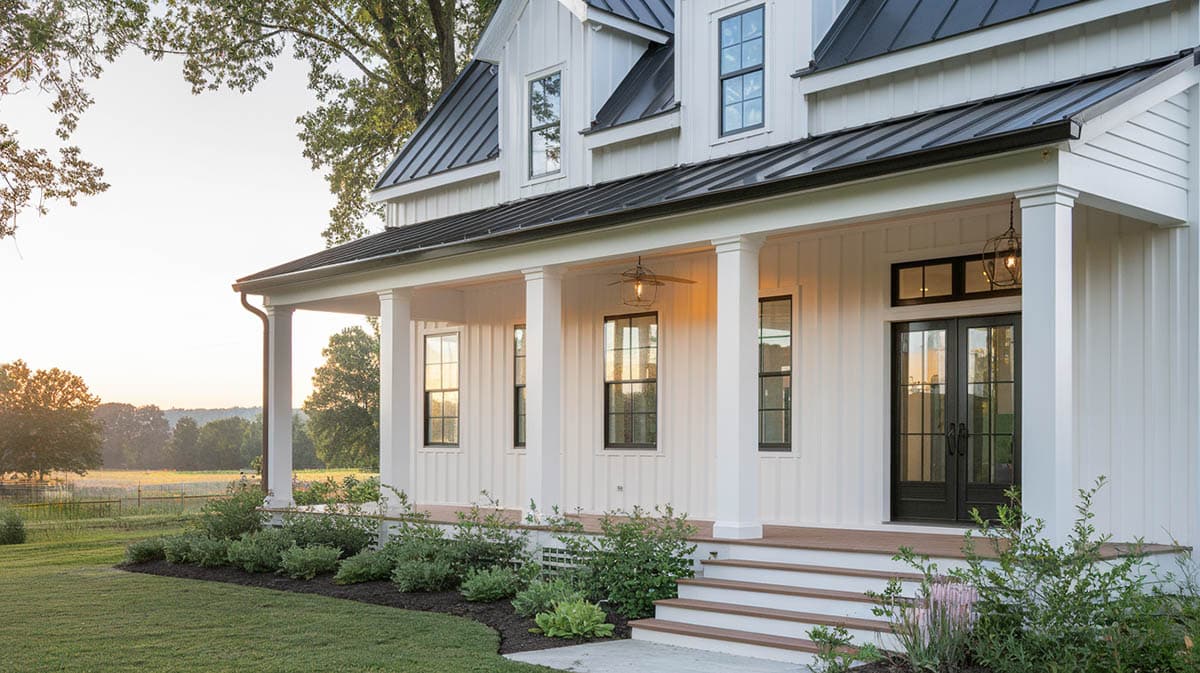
[269,503,1182,560]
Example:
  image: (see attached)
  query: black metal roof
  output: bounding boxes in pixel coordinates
[808,0,1087,74]
[586,0,674,33]
[241,56,1182,288]
[589,40,676,132]
[374,60,499,190]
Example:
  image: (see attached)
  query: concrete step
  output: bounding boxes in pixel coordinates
[676,577,890,619]
[700,541,972,573]
[701,558,922,595]
[629,618,820,665]
[654,598,900,651]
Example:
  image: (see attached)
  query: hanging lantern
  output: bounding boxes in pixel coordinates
[982,200,1022,288]
[610,256,696,308]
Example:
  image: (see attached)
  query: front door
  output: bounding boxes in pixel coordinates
[891,314,1020,523]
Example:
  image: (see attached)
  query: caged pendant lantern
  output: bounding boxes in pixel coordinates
[982,200,1022,288]
[610,256,695,308]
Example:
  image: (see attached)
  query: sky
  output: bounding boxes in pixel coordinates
[1,53,365,409]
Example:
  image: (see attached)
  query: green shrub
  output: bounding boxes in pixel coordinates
[334,549,394,585]
[869,559,976,671]
[0,506,27,545]
[293,475,380,505]
[162,534,200,564]
[392,556,460,592]
[190,536,232,568]
[807,625,881,673]
[279,544,342,580]
[512,579,584,617]
[451,497,529,572]
[282,512,376,556]
[124,537,167,564]
[195,482,266,540]
[226,528,294,573]
[460,566,521,602]
[533,599,614,639]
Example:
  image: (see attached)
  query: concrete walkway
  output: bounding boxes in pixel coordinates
[505,640,808,673]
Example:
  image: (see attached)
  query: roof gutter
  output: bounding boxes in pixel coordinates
[239,292,270,493]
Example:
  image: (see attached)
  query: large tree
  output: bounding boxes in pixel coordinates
[242,413,321,472]
[169,415,201,470]
[93,402,171,468]
[196,416,249,470]
[0,360,101,478]
[141,0,499,245]
[304,326,379,468]
[0,0,144,238]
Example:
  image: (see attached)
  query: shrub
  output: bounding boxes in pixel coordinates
[282,512,375,557]
[163,534,200,564]
[0,506,27,545]
[512,579,584,617]
[533,599,614,639]
[460,566,521,602]
[807,625,881,673]
[392,557,460,592]
[279,544,341,580]
[334,549,395,585]
[293,475,380,505]
[226,527,294,573]
[195,482,266,540]
[191,536,232,568]
[451,496,529,572]
[869,562,976,671]
[124,537,167,564]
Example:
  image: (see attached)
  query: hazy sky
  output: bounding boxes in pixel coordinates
[2,53,365,409]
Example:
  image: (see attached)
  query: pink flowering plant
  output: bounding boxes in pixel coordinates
[869,551,977,672]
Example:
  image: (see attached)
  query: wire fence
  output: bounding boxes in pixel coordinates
[0,479,258,522]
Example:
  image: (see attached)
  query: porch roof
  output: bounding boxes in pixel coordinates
[236,54,1191,291]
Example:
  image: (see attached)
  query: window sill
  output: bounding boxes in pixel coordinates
[523,171,566,188]
[711,126,770,148]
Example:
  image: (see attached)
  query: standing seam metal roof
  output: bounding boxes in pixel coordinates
[589,40,676,132]
[809,0,1087,73]
[585,0,675,33]
[242,55,1185,287]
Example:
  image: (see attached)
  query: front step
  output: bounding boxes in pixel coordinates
[654,598,901,651]
[702,558,922,595]
[629,618,821,665]
[677,577,890,619]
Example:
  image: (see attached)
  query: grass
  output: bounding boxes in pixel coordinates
[0,521,548,672]
[44,468,375,488]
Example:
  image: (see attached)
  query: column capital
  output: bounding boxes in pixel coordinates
[264,304,295,317]
[712,233,766,254]
[1014,185,1080,209]
[522,265,565,282]
[377,288,412,302]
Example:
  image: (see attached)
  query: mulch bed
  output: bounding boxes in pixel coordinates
[853,660,991,672]
[120,561,630,654]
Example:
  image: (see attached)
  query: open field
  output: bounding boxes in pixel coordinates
[45,468,377,489]
[0,521,546,673]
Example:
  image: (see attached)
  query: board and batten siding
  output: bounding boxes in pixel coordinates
[808,2,1199,135]
[1073,93,1191,196]
[591,131,681,183]
[393,176,501,226]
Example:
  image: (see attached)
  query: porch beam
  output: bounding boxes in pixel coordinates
[712,234,764,539]
[524,266,564,516]
[379,289,413,507]
[264,305,294,508]
[1016,185,1079,543]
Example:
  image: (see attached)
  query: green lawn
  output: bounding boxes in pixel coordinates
[0,524,550,672]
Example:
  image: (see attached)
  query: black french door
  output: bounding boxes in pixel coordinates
[891,314,1020,523]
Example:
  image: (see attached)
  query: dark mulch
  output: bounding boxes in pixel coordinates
[121,561,630,654]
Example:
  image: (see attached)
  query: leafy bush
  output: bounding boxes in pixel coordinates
[226,528,294,573]
[392,557,460,592]
[195,482,266,540]
[533,599,614,639]
[552,505,696,619]
[191,536,232,567]
[807,625,881,673]
[334,549,395,585]
[383,488,445,544]
[124,537,166,564]
[293,475,380,505]
[163,534,200,564]
[451,496,529,572]
[512,579,584,617]
[0,505,27,545]
[869,561,976,671]
[460,566,521,602]
[279,544,342,580]
[282,511,376,557]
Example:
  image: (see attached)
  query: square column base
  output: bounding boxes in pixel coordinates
[712,521,764,540]
[262,495,294,510]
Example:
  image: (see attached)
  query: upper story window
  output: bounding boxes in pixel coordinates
[604,313,658,449]
[719,6,765,136]
[529,71,562,178]
[891,254,1022,307]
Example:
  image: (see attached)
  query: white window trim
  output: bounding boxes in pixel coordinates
[524,63,567,186]
[419,324,465,453]
[758,285,801,456]
[595,303,664,457]
[711,1,771,143]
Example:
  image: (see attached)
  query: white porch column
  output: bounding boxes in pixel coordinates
[265,305,294,508]
[379,289,413,508]
[712,234,764,539]
[524,266,563,516]
[1016,185,1078,542]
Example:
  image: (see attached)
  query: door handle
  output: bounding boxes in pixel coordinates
[958,423,969,456]
[945,422,957,456]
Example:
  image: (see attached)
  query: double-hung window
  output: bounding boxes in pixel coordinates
[759,296,792,450]
[719,6,765,135]
[514,325,527,448]
[529,71,562,178]
[604,313,658,449]
[424,333,460,447]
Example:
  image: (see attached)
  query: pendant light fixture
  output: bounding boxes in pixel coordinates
[982,200,1022,288]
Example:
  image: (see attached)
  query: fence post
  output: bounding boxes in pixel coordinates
[137,484,142,510]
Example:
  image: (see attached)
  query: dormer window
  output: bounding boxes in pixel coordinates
[719,6,764,136]
[529,71,562,178]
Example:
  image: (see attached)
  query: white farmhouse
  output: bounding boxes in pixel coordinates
[236,0,1200,660]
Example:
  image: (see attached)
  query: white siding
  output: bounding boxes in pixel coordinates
[808,2,1199,134]
[1073,93,1192,194]
[591,130,680,183]
[395,176,501,226]
[587,28,649,118]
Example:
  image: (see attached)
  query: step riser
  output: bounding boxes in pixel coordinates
[654,605,901,652]
[631,625,818,665]
[701,565,920,595]
[678,584,882,619]
[703,544,971,573]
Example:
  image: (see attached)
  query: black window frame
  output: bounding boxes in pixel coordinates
[718,5,766,137]
[423,332,461,448]
[891,253,1022,307]
[603,311,659,450]
[758,295,792,451]
[513,324,526,448]
[528,71,562,179]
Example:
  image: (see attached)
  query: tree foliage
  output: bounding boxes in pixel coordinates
[196,416,249,470]
[93,402,170,468]
[304,325,379,468]
[140,0,500,245]
[170,415,201,469]
[0,360,101,478]
[0,0,144,238]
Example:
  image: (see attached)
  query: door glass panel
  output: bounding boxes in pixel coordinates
[965,325,1016,486]
[898,327,947,483]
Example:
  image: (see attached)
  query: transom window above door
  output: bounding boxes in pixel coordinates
[892,254,1021,306]
[719,6,765,136]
